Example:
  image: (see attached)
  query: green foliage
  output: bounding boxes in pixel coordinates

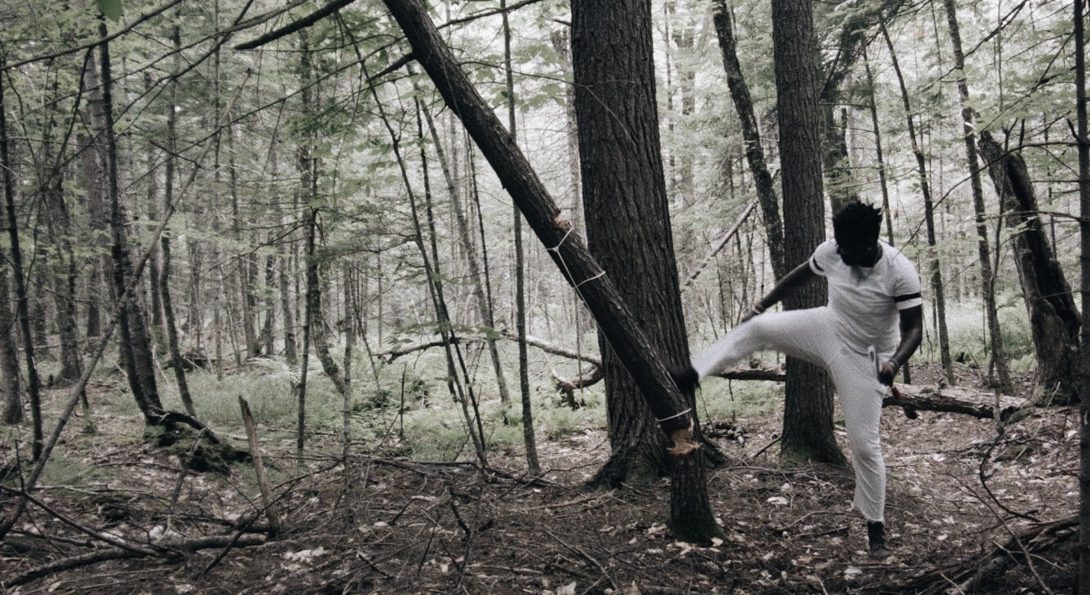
[697,377,785,422]
[180,366,343,434]
[940,295,1033,370]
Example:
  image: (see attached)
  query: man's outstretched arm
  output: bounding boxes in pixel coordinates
[743,261,818,322]
[878,305,923,385]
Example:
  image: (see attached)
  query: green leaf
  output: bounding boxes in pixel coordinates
[97,0,122,21]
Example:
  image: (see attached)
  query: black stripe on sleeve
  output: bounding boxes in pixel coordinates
[811,256,824,272]
[894,292,922,303]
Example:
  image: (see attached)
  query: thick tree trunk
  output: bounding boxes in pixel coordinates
[979,132,1080,404]
[882,22,955,385]
[1075,1,1090,590]
[942,0,1012,392]
[381,0,720,543]
[712,0,786,279]
[569,0,720,540]
[572,0,676,484]
[279,241,297,365]
[772,0,843,465]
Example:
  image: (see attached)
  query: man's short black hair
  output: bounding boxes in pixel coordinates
[833,201,883,247]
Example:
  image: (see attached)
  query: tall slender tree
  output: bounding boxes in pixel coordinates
[0,54,24,427]
[941,0,1011,392]
[712,0,785,279]
[501,0,539,474]
[881,22,955,385]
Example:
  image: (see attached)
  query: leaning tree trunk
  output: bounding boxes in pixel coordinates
[980,131,1080,405]
[380,0,720,544]
[942,0,1012,392]
[882,22,955,385]
[712,0,786,279]
[772,0,843,465]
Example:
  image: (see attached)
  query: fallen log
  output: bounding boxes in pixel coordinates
[886,384,1024,420]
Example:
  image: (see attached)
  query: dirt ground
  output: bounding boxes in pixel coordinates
[0,365,1080,594]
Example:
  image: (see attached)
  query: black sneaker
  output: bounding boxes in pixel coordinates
[669,364,699,395]
[867,521,890,559]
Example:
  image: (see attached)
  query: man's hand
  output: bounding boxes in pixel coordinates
[878,360,900,386]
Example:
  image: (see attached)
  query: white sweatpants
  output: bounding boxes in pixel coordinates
[693,307,887,522]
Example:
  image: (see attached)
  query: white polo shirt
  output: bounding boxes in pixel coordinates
[809,239,923,355]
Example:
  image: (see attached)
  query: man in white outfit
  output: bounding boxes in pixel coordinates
[674,201,923,558]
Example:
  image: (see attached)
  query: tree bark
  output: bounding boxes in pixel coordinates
[228,126,259,360]
[380,0,719,543]
[100,20,163,421]
[772,0,843,465]
[0,60,23,426]
[161,25,197,418]
[1074,0,1090,590]
[942,0,1012,392]
[711,0,786,279]
[296,32,317,454]
[1,53,44,455]
[979,131,1080,404]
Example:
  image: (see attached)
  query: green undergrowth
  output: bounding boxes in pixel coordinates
[695,377,784,423]
[939,296,1034,372]
[11,337,790,477]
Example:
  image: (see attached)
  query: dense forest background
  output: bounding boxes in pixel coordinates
[1,0,1088,592]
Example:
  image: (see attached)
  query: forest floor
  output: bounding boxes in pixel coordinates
[0,364,1080,594]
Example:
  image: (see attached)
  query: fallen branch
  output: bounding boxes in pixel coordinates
[381,331,601,367]
[4,534,267,588]
[886,384,1024,420]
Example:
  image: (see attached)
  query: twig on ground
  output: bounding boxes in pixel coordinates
[544,527,619,592]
